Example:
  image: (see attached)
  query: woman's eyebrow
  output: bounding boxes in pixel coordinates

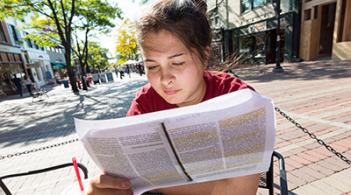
[168,53,184,59]
[144,58,155,62]
[144,53,184,62]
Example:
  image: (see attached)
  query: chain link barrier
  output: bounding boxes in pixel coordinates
[275,107,351,165]
[0,138,78,161]
[1,107,350,166]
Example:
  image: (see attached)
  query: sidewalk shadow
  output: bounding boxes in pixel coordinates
[233,60,351,82]
[0,79,148,148]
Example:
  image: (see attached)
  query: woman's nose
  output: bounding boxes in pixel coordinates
[160,68,174,87]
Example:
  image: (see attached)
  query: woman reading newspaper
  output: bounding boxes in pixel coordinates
[87,0,260,194]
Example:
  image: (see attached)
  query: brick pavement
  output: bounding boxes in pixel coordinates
[1,61,351,194]
[235,60,351,194]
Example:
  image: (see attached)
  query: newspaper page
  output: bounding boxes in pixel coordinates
[75,89,275,195]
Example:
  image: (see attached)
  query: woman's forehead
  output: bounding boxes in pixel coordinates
[141,30,187,52]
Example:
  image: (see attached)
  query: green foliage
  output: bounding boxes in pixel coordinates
[0,0,123,92]
[87,42,109,70]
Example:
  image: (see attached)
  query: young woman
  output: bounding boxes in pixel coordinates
[87,0,260,194]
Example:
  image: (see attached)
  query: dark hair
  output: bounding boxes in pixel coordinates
[137,0,211,65]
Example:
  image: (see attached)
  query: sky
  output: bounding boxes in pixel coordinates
[92,0,148,60]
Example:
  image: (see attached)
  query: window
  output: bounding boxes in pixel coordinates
[241,0,266,13]
[34,42,39,49]
[253,0,266,9]
[9,24,19,42]
[25,32,33,48]
[304,9,311,21]
[241,0,251,13]
[313,6,318,19]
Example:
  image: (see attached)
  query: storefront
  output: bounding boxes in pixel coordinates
[224,11,300,64]
[0,51,26,96]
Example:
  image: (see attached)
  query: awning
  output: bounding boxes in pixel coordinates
[51,62,66,69]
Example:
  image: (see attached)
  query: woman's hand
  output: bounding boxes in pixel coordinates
[86,174,133,195]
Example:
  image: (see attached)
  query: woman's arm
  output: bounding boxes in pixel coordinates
[212,173,261,195]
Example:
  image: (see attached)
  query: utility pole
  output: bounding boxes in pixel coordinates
[272,0,284,73]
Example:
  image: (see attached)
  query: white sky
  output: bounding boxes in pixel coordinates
[91,0,149,59]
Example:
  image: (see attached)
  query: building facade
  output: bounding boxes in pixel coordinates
[0,21,26,96]
[300,0,351,60]
[46,46,66,81]
[207,0,301,64]
[0,16,56,98]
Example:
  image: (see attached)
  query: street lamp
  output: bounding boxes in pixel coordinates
[272,0,284,73]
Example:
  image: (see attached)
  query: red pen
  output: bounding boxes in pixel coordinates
[72,157,84,192]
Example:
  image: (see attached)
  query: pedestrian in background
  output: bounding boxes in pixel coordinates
[126,64,131,78]
[24,76,33,96]
[12,75,23,97]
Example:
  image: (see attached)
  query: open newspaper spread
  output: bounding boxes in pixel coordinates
[75,89,276,195]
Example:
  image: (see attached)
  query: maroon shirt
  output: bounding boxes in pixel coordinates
[127,71,253,116]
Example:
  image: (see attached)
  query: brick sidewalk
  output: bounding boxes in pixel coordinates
[0,61,350,194]
[234,60,351,194]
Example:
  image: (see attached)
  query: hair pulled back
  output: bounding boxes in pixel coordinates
[137,0,211,65]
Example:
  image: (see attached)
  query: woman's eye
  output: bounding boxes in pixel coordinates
[146,65,158,70]
[172,62,185,66]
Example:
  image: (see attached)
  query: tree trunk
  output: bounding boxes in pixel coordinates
[81,74,88,90]
[65,47,79,93]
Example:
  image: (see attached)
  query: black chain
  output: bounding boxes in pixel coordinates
[275,107,351,165]
[0,138,79,161]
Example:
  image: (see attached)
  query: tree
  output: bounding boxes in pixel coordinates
[115,19,139,65]
[87,42,109,71]
[73,0,122,90]
[0,0,120,93]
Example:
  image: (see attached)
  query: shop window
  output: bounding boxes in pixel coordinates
[253,0,266,9]
[304,9,311,21]
[241,0,251,13]
[14,54,21,62]
[1,52,8,62]
[314,6,318,19]
[8,53,14,62]
[241,0,267,13]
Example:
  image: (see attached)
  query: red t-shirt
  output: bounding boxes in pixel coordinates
[127,71,253,116]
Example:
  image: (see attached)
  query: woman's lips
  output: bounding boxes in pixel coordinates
[163,89,181,95]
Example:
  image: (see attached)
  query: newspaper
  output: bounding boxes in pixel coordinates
[75,89,276,195]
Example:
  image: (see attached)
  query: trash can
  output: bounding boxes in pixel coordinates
[100,74,107,83]
[62,80,69,88]
[106,72,114,82]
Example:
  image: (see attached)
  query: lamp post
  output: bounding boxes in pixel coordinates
[272,0,284,73]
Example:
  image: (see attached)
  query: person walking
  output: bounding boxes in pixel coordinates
[24,76,33,96]
[12,75,23,97]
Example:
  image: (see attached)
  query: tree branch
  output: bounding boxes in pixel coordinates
[46,0,66,45]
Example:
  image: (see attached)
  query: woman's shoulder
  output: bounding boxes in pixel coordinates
[204,70,241,85]
[203,70,253,97]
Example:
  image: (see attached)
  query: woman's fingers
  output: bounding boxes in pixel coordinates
[91,174,131,189]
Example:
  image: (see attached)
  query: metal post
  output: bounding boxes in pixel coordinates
[272,0,284,73]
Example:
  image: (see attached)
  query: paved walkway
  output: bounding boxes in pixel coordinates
[0,60,350,194]
[234,60,351,195]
